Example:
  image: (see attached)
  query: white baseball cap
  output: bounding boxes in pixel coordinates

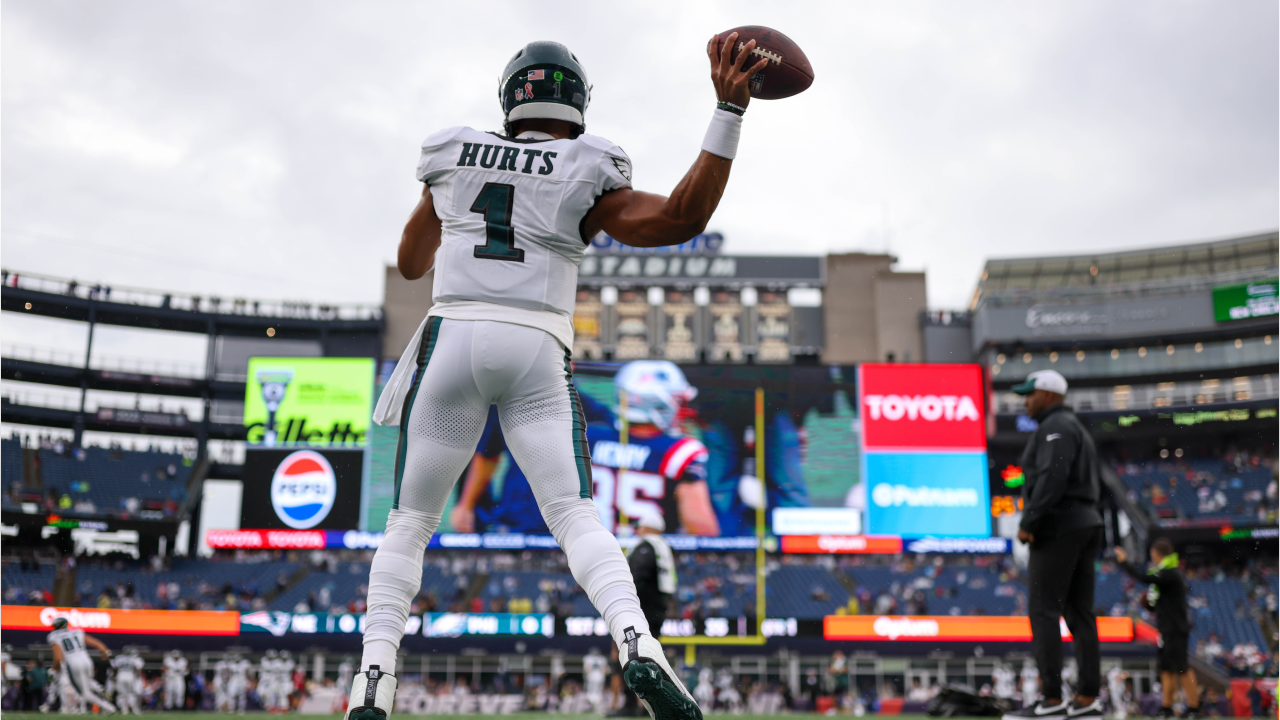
[637,515,666,533]
[1012,369,1068,396]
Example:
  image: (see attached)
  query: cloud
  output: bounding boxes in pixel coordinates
[2,0,1275,323]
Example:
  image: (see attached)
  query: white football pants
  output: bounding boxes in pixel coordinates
[116,676,141,714]
[362,319,648,673]
[63,656,115,713]
[163,676,185,709]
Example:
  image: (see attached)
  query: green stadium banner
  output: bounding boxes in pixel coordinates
[1212,279,1279,322]
[244,358,374,447]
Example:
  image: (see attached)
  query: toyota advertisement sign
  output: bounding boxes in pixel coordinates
[858,364,991,538]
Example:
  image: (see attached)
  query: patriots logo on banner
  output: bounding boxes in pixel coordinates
[241,611,292,637]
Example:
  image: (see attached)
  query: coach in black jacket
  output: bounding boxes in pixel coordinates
[1004,370,1105,720]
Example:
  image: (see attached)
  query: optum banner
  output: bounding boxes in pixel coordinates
[244,357,374,447]
[824,615,1134,642]
[1,606,240,635]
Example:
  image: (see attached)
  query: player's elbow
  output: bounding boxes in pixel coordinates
[636,219,707,248]
[397,242,430,280]
[397,259,425,281]
[670,214,710,241]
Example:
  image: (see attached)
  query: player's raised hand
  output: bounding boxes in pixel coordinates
[707,32,770,109]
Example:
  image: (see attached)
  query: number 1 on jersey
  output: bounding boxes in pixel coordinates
[471,182,524,262]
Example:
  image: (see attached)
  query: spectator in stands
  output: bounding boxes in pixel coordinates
[1115,539,1199,718]
[1008,369,1105,720]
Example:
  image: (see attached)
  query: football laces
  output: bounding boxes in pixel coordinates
[736,42,783,65]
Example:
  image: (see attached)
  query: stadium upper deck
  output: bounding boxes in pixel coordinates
[971,232,1277,307]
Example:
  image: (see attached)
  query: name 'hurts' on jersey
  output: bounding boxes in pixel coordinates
[415,126,632,333]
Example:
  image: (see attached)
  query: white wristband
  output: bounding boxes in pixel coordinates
[701,108,743,160]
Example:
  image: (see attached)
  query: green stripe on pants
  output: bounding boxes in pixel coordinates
[392,317,443,510]
[563,349,593,499]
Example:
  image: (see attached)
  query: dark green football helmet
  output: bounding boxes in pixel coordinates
[52,617,69,630]
[499,41,590,137]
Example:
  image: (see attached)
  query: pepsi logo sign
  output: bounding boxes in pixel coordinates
[271,451,337,529]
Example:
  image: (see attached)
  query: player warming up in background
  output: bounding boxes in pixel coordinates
[110,649,144,715]
[348,33,769,720]
[163,649,188,710]
[48,616,117,714]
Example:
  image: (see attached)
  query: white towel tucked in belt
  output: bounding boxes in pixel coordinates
[372,314,430,427]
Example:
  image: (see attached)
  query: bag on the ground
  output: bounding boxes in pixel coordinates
[925,684,1013,717]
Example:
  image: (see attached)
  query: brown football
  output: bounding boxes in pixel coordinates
[715,25,814,100]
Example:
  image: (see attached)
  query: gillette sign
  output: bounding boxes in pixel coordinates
[859,364,991,538]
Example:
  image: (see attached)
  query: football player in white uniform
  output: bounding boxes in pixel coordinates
[1105,667,1128,719]
[1020,662,1040,708]
[993,663,1018,702]
[277,650,297,711]
[213,656,232,713]
[259,649,280,712]
[110,649,145,714]
[337,656,356,700]
[47,617,117,714]
[229,652,253,714]
[162,649,187,710]
[350,35,767,720]
[583,647,608,711]
[1,643,12,683]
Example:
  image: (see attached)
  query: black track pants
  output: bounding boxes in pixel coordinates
[1027,526,1103,699]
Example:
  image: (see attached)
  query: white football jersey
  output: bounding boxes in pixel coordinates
[112,655,143,680]
[47,627,91,662]
[583,653,607,679]
[164,655,187,678]
[417,126,632,347]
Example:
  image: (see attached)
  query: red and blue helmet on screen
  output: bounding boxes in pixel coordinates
[614,360,697,435]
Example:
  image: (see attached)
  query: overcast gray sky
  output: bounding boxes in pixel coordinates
[3,0,1277,360]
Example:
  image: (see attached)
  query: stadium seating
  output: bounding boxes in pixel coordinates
[73,557,296,610]
[1186,578,1270,648]
[271,562,455,613]
[1,439,23,505]
[38,446,191,518]
[846,562,1021,616]
[1116,456,1275,524]
[1,562,57,605]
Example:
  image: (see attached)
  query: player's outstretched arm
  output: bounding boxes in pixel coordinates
[398,183,443,280]
[84,633,111,659]
[583,33,768,248]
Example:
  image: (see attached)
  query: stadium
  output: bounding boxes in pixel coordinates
[1,228,1276,718]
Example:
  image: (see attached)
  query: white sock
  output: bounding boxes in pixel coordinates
[361,507,438,674]
[540,496,650,646]
[596,583,653,645]
[360,639,399,675]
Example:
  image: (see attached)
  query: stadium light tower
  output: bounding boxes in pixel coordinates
[256,369,294,447]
